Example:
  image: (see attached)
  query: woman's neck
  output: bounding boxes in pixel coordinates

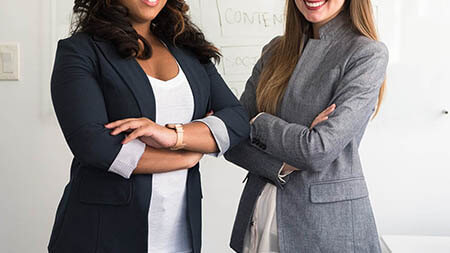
[312,23,324,40]
[132,21,159,53]
[132,21,152,39]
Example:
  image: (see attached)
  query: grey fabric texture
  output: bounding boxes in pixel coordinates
[223,50,288,190]
[225,11,389,253]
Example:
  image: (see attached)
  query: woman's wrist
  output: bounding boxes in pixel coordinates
[282,163,300,174]
[165,123,186,150]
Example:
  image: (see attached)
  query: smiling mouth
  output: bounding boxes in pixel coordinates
[142,0,159,7]
[304,0,328,10]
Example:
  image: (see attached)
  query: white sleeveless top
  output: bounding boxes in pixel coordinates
[147,61,194,253]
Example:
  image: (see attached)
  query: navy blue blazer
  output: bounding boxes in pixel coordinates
[48,32,250,253]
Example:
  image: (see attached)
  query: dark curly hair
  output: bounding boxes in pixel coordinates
[71,0,221,63]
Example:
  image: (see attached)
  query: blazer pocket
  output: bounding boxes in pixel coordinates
[309,177,368,204]
[79,169,133,205]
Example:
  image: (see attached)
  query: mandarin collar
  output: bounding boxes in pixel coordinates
[316,10,350,40]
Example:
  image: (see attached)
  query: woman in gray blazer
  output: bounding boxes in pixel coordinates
[224,0,389,252]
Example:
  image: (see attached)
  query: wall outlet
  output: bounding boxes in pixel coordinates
[0,43,20,81]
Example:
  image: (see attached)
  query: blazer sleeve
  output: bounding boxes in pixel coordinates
[108,139,146,179]
[51,37,126,172]
[201,61,251,151]
[224,38,289,189]
[193,115,230,157]
[249,41,389,173]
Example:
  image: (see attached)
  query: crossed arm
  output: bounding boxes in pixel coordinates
[105,117,220,176]
[51,38,249,178]
[105,61,250,177]
[133,121,218,174]
[224,40,388,187]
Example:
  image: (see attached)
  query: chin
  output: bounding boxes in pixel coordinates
[303,13,327,23]
[144,13,159,21]
[130,0,166,23]
[297,0,341,24]
[133,11,159,23]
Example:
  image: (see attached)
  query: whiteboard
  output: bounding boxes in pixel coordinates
[186,0,285,95]
[360,0,450,239]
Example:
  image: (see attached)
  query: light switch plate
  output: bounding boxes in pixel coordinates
[0,43,20,81]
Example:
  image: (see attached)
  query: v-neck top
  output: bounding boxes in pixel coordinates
[147,60,194,253]
[106,39,232,253]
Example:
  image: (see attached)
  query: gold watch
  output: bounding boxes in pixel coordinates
[165,123,186,150]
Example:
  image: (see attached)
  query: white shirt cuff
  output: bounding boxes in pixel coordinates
[108,138,146,179]
[278,162,294,184]
[193,115,230,157]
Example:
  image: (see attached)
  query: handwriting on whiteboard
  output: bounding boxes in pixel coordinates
[186,0,285,95]
[222,46,261,75]
[215,0,284,38]
[221,8,283,36]
[223,9,283,27]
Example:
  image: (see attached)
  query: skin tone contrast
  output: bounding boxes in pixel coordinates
[106,0,339,175]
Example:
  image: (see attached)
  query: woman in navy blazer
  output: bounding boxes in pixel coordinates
[48,0,249,252]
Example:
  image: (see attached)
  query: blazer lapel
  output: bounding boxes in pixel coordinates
[93,36,156,121]
[93,35,207,122]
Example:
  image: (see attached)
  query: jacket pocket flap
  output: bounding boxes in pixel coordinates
[79,170,132,205]
[309,178,368,204]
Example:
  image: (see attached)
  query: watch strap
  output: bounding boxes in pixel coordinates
[166,123,185,150]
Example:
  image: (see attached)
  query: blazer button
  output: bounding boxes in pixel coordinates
[250,220,255,226]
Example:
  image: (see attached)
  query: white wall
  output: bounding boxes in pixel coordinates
[0,1,73,252]
[0,0,449,253]
[362,0,450,237]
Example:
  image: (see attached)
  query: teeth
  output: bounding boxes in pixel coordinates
[305,0,326,8]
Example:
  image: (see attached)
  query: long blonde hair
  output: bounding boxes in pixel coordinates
[256,0,385,117]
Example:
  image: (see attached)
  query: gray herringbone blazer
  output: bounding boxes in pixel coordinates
[224,11,389,253]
